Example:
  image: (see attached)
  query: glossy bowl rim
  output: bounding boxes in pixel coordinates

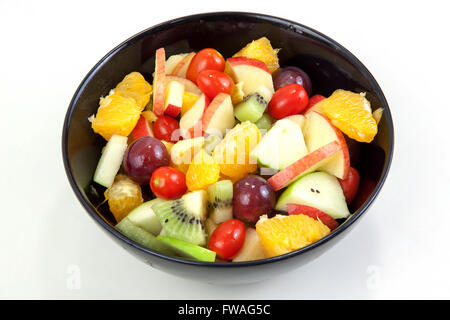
[62,11,394,268]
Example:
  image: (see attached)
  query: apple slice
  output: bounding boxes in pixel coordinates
[286,203,339,231]
[93,135,128,188]
[171,52,195,77]
[232,228,266,262]
[179,94,209,138]
[303,94,326,114]
[131,115,154,140]
[165,75,202,95]
[164,80,184,117]
[268,140,342,191]
[170,137,204,170]
[303,111,350,179]
[152,48,166,116]
[165,53,188,74]
[225,57,274,98]
[126,198,165,235]
[276,171,350,219]
[251,118,308,170]
[282,114,305,129]
[202,93,235,136]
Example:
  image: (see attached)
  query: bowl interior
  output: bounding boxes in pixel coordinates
[63,13,393,259]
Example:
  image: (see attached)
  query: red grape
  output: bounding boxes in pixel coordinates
[123,136,170,185]
[273,66,312,96]
[233,175,276,224]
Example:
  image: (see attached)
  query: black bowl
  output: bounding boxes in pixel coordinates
[62,12,394,284]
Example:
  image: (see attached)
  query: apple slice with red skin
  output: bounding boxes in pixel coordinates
[302,94,326,114]
[303,111,350,179]
[201,93,235,136]
[179,94,210,138]
[282,114,305,129]
[164,104,181,117]
[268,140,342,191]
[165,53,188,74]
[286,203,339,231]
[171,52,195,78]
[164,80,184,117]
[131,116,154,140]
[152,48,166,116]
[165,75,202,95]
[225,57,274,98]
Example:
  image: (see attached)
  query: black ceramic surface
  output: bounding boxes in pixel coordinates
[62,12,394,284]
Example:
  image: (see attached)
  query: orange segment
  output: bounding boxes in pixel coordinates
[114,72,152,109]
[256,214,330,258]
[92,92,142,140]
[186,149,220,191]
[181,91,200,117]
[141,110,158,123]
[231,82,244,105]
[233,37,280,73]
[213,121,261,180]
[170,137,204,174]
[104,174,143,223]
[321,89,378,143]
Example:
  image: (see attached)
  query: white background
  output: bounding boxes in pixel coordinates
[1,0,449,299]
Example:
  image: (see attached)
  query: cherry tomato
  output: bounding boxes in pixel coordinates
[153,115,180,143]
[208,219,246,260]
[338,167,360,204]
[197,70,234,100]
[268,83,309,119]
[186,48,225,84]
[150,167,187,199]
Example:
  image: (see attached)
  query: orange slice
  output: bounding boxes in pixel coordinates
[233,37,280,73]
[186,149,220,191]
[321,89,378,143]
[231,81,244,105]
[114,72,152,109]
[92,92,142,140]
[181,91,200,117]
[213,121,261,180]
[104,174,143,223]
[256,214,330,258]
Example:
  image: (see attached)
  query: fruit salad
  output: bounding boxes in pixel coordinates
[89,37,382,262]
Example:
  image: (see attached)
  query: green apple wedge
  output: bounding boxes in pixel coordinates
[126,198,165,235]
[251,118,308,170]
[276,171,350,219]
[115,218,175,256]
[93,134,128,188]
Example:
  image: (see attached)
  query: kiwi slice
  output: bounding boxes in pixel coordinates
[255,113,273,131]
[152,190,208,246]
[207,180,233,224]
[157,236,216,262]
[234,93,267,123]
[116,218,175,256]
